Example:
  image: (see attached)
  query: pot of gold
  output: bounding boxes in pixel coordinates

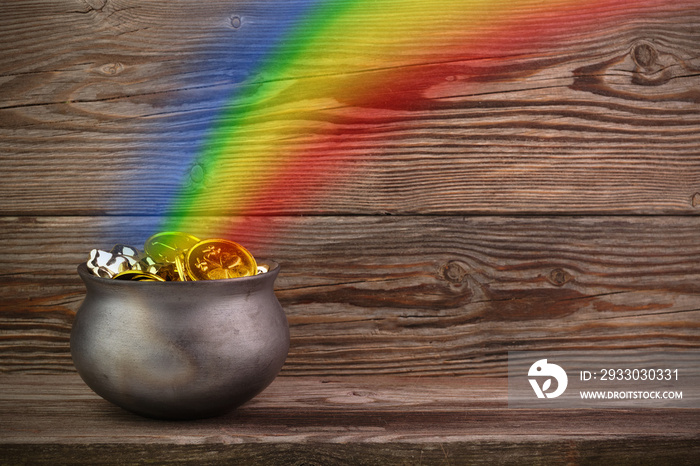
[70,232,289,420]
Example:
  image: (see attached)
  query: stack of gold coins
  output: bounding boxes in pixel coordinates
[86,232,261,281]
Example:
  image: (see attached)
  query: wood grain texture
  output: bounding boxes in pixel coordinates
[1,215,698,375]
[1,1,699,458]
[1,374,699,464]
[1,0,699,215]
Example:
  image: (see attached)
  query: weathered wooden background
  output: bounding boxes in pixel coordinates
[1,0,699,462]
[2,0,698,376]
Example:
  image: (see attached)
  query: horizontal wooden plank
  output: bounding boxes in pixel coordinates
[1,374,698,464]
[1,0,699,215]
[1,215,698,375]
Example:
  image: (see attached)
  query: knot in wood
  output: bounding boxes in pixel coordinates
[440,261,468,284]
[83,0,107,12]
[692,192,700,208]
[101,62,124,76]
[633,42,658,69]
[548,268,573,287]
[185,163,207,192]
[230,15,242,28]
[190,164,204,183]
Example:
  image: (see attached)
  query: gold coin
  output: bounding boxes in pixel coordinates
[185,239,257,280]
[174,254,188,281]
[144,232,200,264]
[113,270,166,281]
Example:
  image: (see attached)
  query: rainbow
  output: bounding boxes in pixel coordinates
[158,0,668,245]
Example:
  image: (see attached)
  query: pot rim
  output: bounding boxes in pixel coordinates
[77,259,280,286]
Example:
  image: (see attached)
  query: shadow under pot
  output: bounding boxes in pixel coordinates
[70,260,289,420]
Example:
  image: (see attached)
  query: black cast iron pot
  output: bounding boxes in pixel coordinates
[70,260,289,420]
